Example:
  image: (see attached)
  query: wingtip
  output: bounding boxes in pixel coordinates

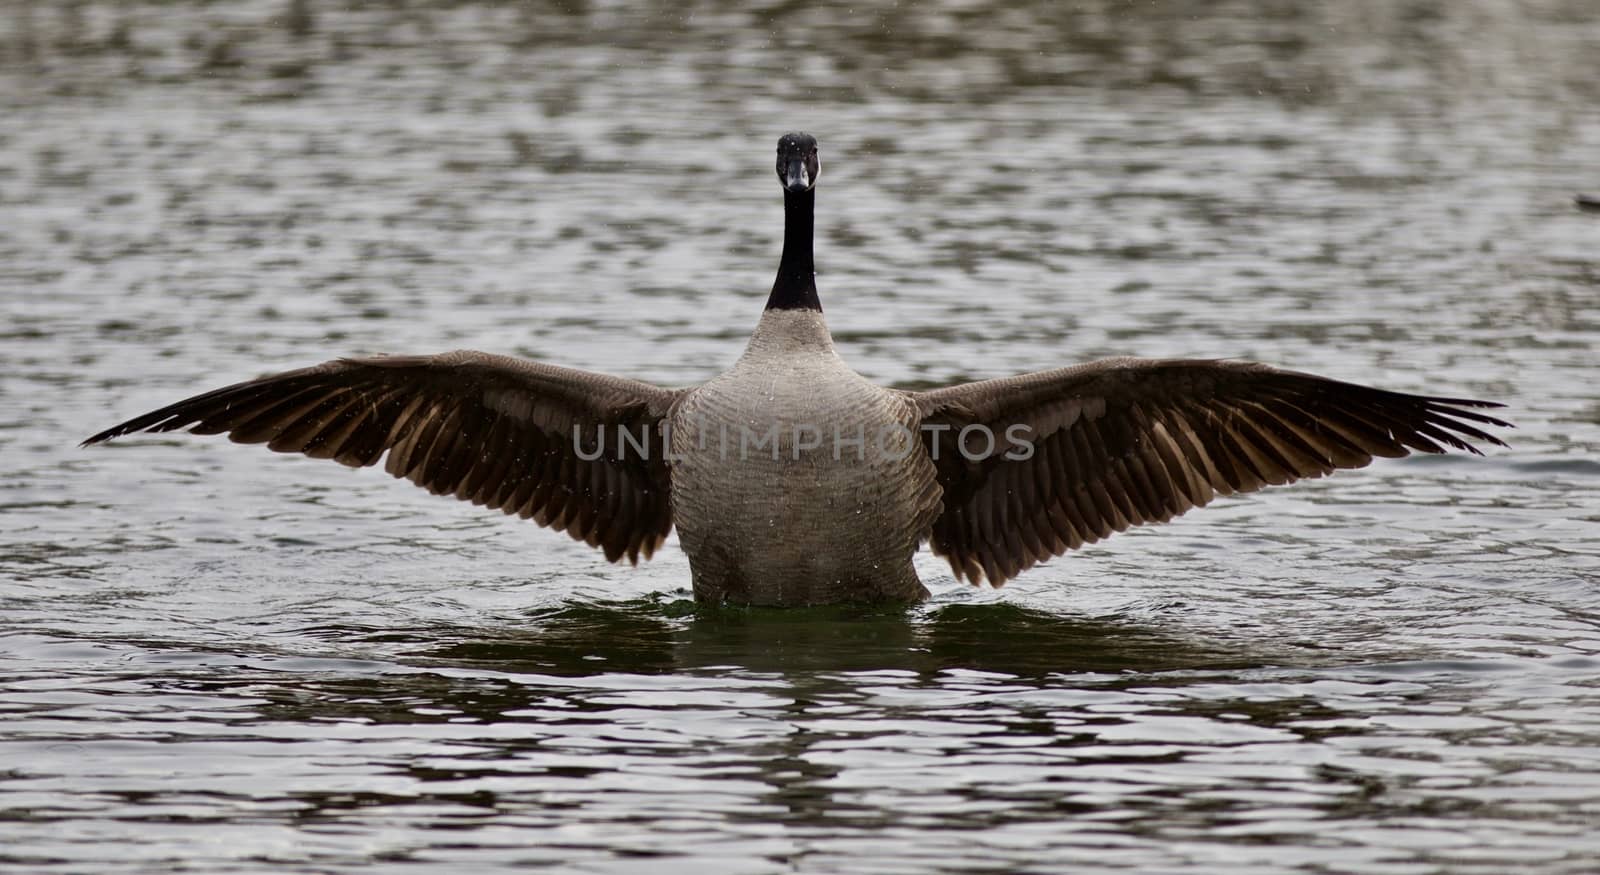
[81,420,139,447]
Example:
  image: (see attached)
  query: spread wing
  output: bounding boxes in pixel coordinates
[84,351,685,564]
[912,357,1510,586]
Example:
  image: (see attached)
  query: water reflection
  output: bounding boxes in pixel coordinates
[401,599,1259,679]
[14,618,1591,870]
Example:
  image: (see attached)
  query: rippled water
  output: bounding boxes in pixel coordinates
[3,1,1599,872]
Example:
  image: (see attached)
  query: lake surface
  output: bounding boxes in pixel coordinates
[3,1,1599,872]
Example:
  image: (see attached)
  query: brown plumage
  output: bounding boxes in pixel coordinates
[83,133,1511,605]
[84,352,681,564]
[912,358,1507,586]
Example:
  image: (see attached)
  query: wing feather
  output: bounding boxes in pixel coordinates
[914,358,1510,586]
[84,351,683,565]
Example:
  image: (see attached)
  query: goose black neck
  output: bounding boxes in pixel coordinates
[765,187,821,311]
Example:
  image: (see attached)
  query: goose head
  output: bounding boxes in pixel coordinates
[776,132,820,193]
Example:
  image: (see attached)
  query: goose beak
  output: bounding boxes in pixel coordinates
[783,158,812,193]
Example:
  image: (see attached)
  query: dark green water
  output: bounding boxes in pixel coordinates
[2,1,1598,872]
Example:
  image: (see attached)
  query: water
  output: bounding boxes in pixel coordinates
[2,1,1599,872]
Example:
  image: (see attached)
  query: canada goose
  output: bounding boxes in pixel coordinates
[85,132,1510,606]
